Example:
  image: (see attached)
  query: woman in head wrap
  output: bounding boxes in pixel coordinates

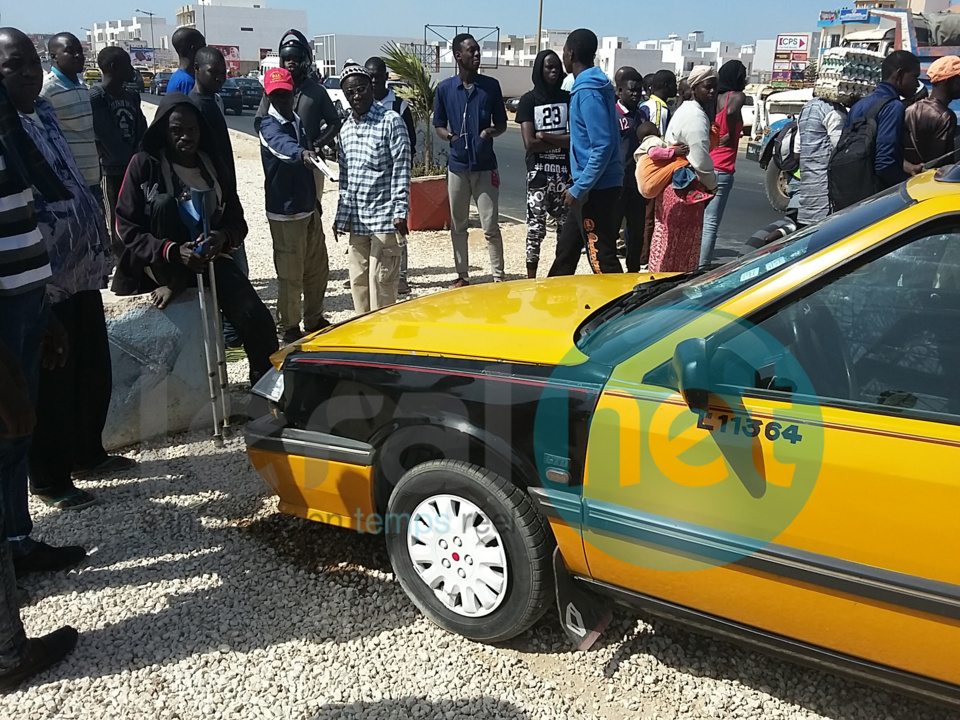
[700,59,747,268]
[112,92,279,383]
[516,49,571,278]
[649,65,719,273]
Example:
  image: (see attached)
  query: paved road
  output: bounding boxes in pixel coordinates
[143,94,780,258]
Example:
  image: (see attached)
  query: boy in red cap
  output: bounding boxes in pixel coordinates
[258,67,326,345]
[905,55,960,169]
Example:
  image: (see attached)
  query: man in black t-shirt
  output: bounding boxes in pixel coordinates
[91,47,147,258]
[515,50,571,278]
[615,68,646,272]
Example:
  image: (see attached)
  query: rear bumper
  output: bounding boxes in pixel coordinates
[244,415,377,530]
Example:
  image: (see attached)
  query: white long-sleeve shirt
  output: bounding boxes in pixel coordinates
[664,100,718,191]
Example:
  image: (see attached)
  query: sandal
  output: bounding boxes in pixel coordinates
[71,455,137,480]
[37,490,97,511]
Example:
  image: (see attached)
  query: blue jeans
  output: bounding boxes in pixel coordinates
[0,287,47,671]
[700,171,735,269]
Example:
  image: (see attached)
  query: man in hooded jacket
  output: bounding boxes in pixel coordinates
[548,28,623,277]
[515,49,571,279]
[113,93,278,383]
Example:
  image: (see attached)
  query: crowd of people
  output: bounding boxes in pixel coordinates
[0,16,957,690]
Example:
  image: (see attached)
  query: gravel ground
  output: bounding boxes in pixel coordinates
[3,113,957,719]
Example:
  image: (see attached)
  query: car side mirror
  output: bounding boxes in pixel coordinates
[673,338,710,412]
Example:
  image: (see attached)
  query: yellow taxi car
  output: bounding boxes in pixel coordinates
[246,171,960,706]
[82,68,101,88]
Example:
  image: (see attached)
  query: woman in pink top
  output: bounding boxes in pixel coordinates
[700,60,746,269]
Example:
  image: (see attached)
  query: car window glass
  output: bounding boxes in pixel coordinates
[709,226,960,422]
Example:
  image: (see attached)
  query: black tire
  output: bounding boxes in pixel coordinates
[765,162,791,213]
[385,459,554,643]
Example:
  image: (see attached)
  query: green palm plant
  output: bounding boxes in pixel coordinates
[381,42,439,176]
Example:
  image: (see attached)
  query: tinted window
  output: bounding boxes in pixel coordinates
[323,77,340,89]
[223,79,238,88]
[708,223,960,422]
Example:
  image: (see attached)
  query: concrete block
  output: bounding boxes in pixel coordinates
[102,288,230,450]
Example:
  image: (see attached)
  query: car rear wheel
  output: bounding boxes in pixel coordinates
[385,460,554,643]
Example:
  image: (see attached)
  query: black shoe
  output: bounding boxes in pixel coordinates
[304,317,331,335]
[397,277,411,295]
[13,542,86,578]
[280,327,303,345]
[0,627,78,693]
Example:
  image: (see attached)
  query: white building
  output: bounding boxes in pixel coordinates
[86,15,177,66]
[596,36,664,79]
[175,0,307,65]
[312,34,421,78]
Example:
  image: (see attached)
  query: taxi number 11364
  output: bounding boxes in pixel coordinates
[695,411,804,444]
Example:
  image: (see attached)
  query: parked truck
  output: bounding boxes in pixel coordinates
[749,7,960,212]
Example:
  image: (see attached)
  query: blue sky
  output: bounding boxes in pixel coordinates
[5,0,846,45]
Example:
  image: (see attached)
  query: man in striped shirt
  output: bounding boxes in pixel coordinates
[41,33,101,196]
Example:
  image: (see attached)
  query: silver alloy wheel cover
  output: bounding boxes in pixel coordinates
[406,494,509,618]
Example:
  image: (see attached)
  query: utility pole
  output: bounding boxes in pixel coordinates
[536,0,543,52]
[135,9,157,71]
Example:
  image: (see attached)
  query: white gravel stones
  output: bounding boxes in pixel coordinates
[2,122,956,720]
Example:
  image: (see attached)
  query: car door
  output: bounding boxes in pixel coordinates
[581,221,960,687]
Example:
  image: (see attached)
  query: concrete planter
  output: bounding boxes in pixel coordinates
[408,174,451,231]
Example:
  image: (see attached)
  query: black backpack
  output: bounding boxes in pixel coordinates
[828,97,894,211]
[772,120,800,174]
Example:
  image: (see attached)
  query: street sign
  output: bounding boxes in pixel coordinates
[776,34,809,51]
[773,33,812,88]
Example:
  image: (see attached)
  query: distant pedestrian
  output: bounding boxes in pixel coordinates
[844,51,923,192]
[255,31,338,318]
[640,70,677,136]
[650,65,718,273]
[700,59,746,269]
[90,46,147,258]
[434,33,507,287]
[0,27,90,580]
[335,63,411,313]
[366,56,416,295]
[642,72,656,99]
[113,93,278,380]
[190,48,235,186]
[259,68,329,344]
[615,68,646,272]
[41,32,101,196]
[797,86,849,227]
[191,46,249,350]
[167,27,206,95]
[905,55,960,168]
[516,49,571,279]
[547,28,623,277]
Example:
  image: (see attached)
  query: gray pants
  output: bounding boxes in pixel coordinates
[448,170,504,280]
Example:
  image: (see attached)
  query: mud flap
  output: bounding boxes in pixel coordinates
[553,547,612,650]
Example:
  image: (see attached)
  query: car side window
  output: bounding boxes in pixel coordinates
[710,227,960,422]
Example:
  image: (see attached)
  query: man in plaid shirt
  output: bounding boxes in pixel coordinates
[334,63,412,313]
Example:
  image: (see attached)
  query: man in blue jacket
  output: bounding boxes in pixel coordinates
[846,50,923,190]
[259,67,329,345]
[548,28,623,276]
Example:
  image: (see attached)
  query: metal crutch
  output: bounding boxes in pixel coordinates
[194,257,224,447]
[192,188,231,436]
